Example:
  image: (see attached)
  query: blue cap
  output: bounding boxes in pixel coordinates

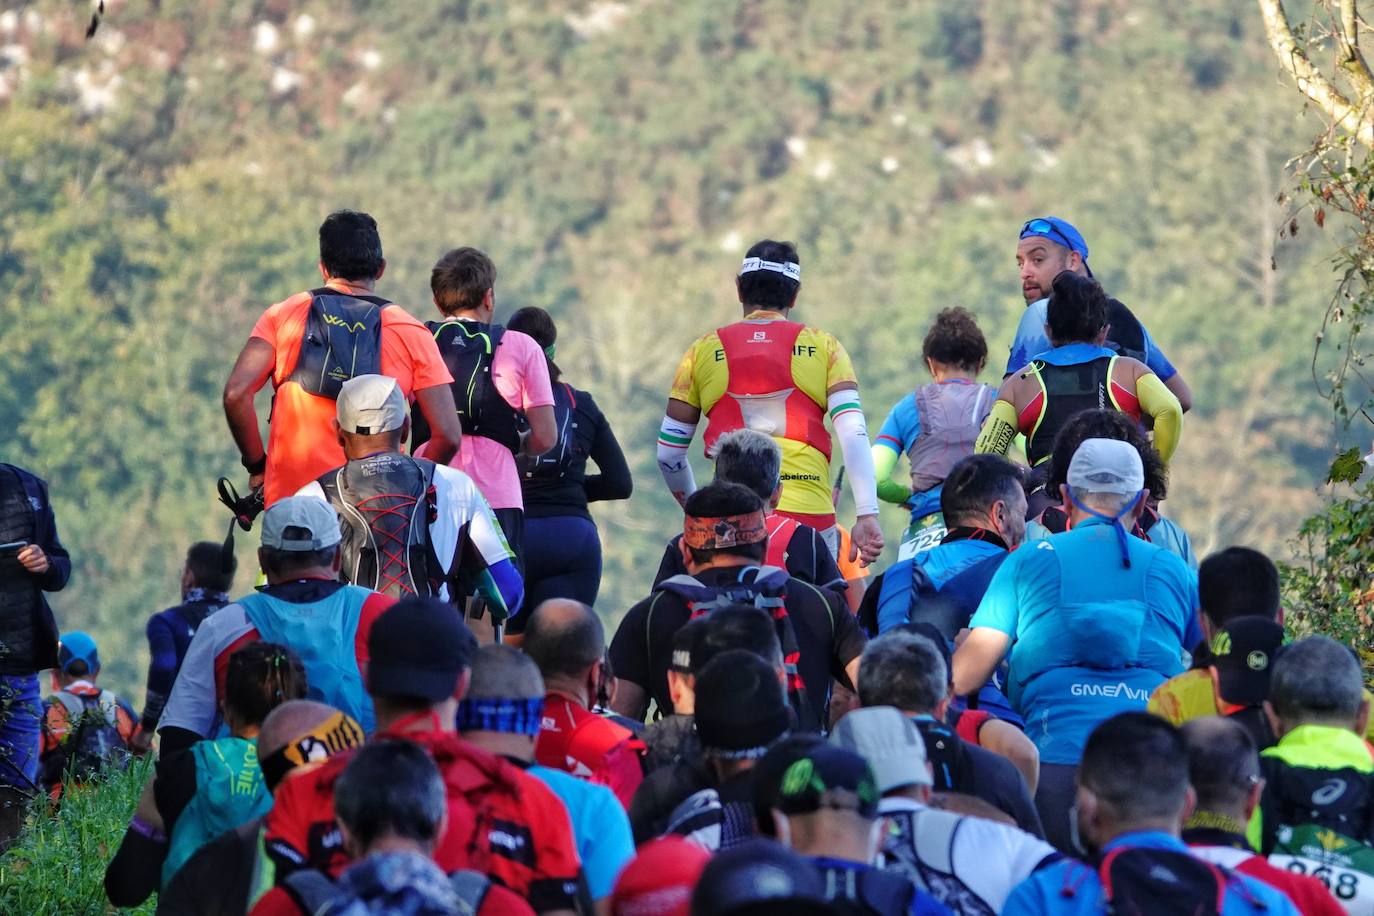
[1020,217,1092,276]
[58,631,100,674]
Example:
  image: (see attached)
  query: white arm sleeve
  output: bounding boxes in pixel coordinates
[657,414,699,506]
[828,390,879,517]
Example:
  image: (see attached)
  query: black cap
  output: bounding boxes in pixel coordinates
[1210,616,1285,708]
[694,650,790,760]
[755,741,880,819]
[367,597,478,702]
[690,838,832,916]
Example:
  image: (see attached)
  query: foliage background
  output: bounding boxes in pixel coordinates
[0,0,1363,700]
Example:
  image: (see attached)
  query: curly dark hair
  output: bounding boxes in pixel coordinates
[1046,271,1108,344]
[1045,409,1168,499]
[922,307,988,373]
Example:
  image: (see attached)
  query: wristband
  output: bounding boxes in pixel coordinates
[241,453,267,475]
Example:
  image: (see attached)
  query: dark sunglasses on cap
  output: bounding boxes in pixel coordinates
[1020,218,1077,252]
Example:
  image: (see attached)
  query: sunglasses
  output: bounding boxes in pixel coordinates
[1020,218,1077,252]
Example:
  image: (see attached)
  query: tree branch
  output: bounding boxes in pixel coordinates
[1258,0,1374,147]
[1334,0,1374,99]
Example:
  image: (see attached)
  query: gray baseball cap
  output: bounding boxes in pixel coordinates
[259,495,342,551]
[336,374,407,435]
[830,705,932,793]
[1067,437,1145,497]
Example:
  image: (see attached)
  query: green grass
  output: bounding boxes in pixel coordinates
[0,758,156,915]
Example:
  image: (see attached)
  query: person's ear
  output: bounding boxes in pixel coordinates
[319,261,330,282]
[454,668,472,702]
[1128,487,1151,523]
[482,287,495,313]
[925,357,938,378]
[330,547,343,573]
[1059,483,1072,508]
[934,695,951,720]
[374,259,386,282]
[736,276,746,305]
[678,536,694,569]
[786,289,799,310]
[1096,325,1110,346]
[337,819,360,858]
[399,417,411,446]
[771,810,792,847]
[1180,785,1197,825]
[333,419,346,449]
[770,485,783,510]
[1244,778,1265,820]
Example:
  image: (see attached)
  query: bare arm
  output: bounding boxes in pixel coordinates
[978,717,1040,796]
[222,338,275,480]
[413,384,461,465]
[666,398,701,424]
[950,627,1011,698]
[609,680,648,722]
[522,404,557,456]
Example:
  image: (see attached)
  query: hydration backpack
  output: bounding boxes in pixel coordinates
[284,867,493,916]
[816,864,918,916]
[1091,846,1230,916]
[654,567,818,731]
[880,806,997,916]
[517,382,579,482]
[47,690,128,784]
[907,382,996,493]
[318,455,441,599]
[286,289,390,400]
[913,717,976,795]
[1259,757,1374,908]
[425,320,522,453]
[1024,355,1116,467]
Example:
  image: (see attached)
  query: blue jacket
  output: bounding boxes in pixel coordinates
[877,539,1007,635]
[970,518,1201,764]
[1002,831,1300,915]
[1005,298,1178,380]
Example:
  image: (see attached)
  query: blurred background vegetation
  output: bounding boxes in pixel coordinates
[1,0,1367,701]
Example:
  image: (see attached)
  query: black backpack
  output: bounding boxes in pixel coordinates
[817,863,917,915]
[1091,846,1230,915]
[423,320,522,453]
[44,691,129,786]
[517,382,579,482]
[286,289,390,400]
[1258,755,1374,900]
[913,717,975,794]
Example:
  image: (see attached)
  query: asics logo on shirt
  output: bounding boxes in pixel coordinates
[1313,778,1349,805]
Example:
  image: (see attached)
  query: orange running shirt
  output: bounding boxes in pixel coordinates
[249,283,453,505]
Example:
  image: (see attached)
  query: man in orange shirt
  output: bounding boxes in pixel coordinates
[224,210,462,507]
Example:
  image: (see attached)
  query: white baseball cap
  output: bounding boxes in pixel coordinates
[829,706,932,793]
[336,374,407,435]
[259,495,342,552]
[1067,437,1144,496]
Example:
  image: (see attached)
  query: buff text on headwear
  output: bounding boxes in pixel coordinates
[739,257,801,281]
[682,509,768,550]
[259,710,365,791]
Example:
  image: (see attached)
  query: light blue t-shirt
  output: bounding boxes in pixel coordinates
[1002,831,1300,916]
[970,518,1201,764]
[1005,297,1178,380]
[530,764,634,900]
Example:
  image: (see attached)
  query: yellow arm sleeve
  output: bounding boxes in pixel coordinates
[1137,372,1183,463]
[975,399,1020,457]
[872,444,911,505]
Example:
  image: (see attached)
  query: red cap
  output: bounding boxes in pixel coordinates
[611,836,711,916]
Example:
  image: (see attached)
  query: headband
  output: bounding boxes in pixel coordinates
[739,257,801,282]
[682,510,768,550]
[259,710,365,792]
[456,696,545,737]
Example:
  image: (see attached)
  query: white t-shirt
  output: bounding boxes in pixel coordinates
[878,796,1058,914]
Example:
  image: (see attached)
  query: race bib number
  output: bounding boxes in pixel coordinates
[1271,824,1374,915]
[898,514,947,562]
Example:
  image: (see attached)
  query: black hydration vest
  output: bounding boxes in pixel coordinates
[1258,754,1374,898]
[517,382,579,483]
[0,466,41,673]
[286,289,391,400]
[425,320,522,453]
[317,454,441,599]
[1025,355,1115,467]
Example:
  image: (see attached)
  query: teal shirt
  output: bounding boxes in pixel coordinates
[162,736,271,887]
[970,518,1200,764]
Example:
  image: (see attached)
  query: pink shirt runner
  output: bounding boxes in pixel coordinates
[422,321,554,510]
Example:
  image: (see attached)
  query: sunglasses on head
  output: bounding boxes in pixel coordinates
[1020,218,1076,252]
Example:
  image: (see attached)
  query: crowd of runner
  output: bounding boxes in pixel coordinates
[0,210,1367,914]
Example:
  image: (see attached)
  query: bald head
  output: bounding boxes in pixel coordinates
[469,644,544,701]
[523,599,604,680]
[259,699,343,758]
[1182,716,1260,815]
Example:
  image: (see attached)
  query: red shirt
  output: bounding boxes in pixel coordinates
[534,692,645,809]
[1189,842,1345,915]
[263,723,581,913]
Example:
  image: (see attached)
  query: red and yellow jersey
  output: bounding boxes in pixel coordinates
[669,311,856,517]
[1149,668,1374,745]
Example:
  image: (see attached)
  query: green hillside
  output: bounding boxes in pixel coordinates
[0,0,1350,700]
